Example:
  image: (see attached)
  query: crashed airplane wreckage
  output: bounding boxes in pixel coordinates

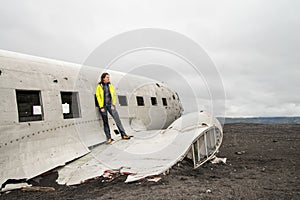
[0,49,223,191]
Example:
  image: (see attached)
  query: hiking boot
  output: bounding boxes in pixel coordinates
[106,138,114,144]
[121,135,130,140]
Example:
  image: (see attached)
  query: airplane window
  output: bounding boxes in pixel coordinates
[151,97,157,106]
[118,95,128,106]
[172,95,176,100]
[162,98,168,106]
[136,96,145,106]
[16,90,43,122]
[61,92,81,119]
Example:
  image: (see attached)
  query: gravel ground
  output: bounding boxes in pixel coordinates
[1,123,299,200]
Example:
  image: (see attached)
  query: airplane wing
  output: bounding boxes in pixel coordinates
[57,111,223,185]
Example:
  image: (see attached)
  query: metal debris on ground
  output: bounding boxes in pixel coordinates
[147,177,162,182]
[21,186,55,192]
[1,183,32,192]
[210,156,227,164]
[235,151,246,155]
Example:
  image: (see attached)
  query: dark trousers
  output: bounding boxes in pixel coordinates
[100,105,126,139]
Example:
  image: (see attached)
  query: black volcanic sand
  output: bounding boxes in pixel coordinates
[1,124,299,199]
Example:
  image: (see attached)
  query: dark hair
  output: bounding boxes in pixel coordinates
[99,72,109,84]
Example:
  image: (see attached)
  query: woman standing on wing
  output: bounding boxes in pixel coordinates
[96,72,130,143]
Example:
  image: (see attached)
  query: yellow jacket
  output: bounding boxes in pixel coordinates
[95,83,117,108]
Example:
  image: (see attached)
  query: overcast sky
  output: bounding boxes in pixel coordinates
[0,0,299,117]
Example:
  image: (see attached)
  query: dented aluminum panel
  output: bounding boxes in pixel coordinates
[57,111,222,185]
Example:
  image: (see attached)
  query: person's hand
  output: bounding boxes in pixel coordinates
[101,108,105,112]
[111,105,115,110]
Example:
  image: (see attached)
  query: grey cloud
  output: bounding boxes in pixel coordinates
[0,0,299,117]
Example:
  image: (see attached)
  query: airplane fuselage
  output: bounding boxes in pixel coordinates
[0,50,183,187]
[0,50,222,190]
